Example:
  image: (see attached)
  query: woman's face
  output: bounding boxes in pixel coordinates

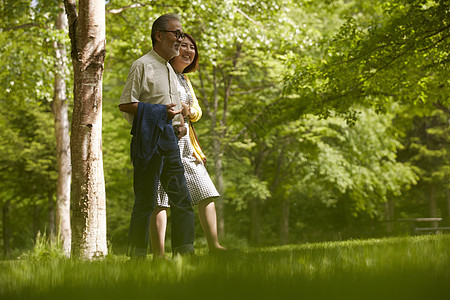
[174,38,195,68]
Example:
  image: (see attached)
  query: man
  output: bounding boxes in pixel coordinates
[119,13,195,259]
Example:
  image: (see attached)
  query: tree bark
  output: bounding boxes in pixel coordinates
[53,4,72,258]
[64,0,107,260]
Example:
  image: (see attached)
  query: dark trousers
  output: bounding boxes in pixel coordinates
[128,144,195,256]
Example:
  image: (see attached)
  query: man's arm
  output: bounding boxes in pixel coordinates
[119,102,182,120]
[119,102,138,116]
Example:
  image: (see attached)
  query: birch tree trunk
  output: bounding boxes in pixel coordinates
[64,0,107,260]
[53,6,72,257]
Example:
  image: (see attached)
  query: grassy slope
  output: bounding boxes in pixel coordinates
[1,234,449,300]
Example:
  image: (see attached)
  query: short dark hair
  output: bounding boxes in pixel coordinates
[182,33,199,74]
[151,13,181,46]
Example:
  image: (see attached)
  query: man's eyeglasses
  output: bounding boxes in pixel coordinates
[160,30,185,40]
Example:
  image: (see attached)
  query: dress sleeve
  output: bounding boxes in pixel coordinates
[184,75,202,123]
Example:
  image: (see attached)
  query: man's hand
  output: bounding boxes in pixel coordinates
[166,103,182,120]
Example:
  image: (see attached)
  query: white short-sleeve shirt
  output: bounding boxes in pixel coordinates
[119,49,181,125]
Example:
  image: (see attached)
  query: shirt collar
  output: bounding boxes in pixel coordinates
[150,48,169,64]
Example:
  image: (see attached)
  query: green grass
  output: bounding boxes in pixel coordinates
[1,234,449,300]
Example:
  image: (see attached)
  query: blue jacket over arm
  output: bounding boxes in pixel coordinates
[130,102,167,169]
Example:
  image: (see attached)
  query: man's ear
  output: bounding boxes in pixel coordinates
[155,31,163,43]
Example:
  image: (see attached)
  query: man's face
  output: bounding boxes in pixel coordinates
[159,19,183,60]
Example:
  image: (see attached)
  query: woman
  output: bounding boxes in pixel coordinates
[150,33,226,259]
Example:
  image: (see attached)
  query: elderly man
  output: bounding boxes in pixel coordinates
[119,13,194,259]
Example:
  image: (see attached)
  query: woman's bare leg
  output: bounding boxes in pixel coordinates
[150,207,168,259]
[198,199,226,251]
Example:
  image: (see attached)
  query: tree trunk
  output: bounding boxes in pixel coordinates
[210,66,225,238]
[2,200,11,258]
[249,198,261,245]
[64,0,107,260]
[33,200,40,241]
[214,147,225,238]
[384,197,395,233]
[429,186,438,228]
[272,149,290,244]
[446,189,450,219]
[280,199,289,245]
[250,150,265,245]
[52,6,72,257]
[48,190,56,243]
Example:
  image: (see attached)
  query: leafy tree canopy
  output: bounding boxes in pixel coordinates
[284,0,449,122]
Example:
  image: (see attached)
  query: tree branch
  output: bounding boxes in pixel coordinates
[235,7,264,30]
[106,3,147,14]
[418,33,450,52]
[3,23,40,31]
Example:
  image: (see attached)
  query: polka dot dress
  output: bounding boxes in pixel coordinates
[156,74,219,207]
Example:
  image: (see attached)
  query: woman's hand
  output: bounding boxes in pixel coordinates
[181,102,190,117]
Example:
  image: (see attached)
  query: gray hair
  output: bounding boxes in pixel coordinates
[151,13,181,46]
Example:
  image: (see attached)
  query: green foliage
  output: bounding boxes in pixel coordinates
[18,231,68,261]
[102,99,134,248]
[225,106,417,243]
[0,101,57,250]
[395,105,450,221]
[284,0,449,120]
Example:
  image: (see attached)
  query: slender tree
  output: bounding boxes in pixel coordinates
[64,0,107,259]
[52,4,71,257]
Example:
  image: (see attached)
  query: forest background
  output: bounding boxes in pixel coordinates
[0,0,449,258]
